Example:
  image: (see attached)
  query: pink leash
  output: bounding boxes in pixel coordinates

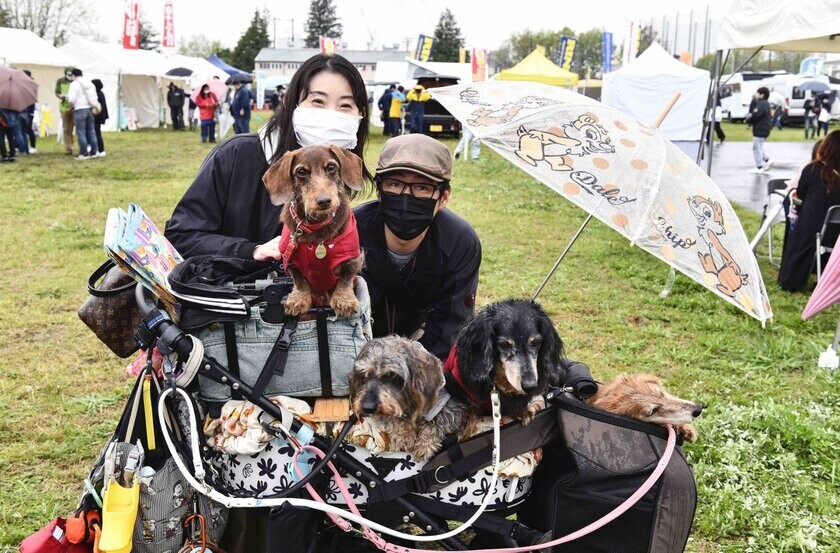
[292,424,677,553]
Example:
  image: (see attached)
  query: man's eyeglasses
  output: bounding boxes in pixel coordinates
[380,177,440,199]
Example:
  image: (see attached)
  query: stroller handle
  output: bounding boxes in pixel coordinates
[135,284,193,357]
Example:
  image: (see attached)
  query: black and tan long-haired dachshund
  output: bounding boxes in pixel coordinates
[446,299,567,423]
[262,145,364,317]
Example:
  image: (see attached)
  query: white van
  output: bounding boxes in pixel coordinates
[760,74,831,124]
[719,71,784,121]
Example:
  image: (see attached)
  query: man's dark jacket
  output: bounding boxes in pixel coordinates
[167,87,186,107]
[354,200,481,360]
[165,134,280,259]
[750,98,772,138]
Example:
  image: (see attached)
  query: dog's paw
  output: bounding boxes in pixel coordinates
[330,290,359,318]
[675,423,697,442]
[284,289,312,316]
[518,396,544,426]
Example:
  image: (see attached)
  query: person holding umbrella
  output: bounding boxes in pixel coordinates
[0,66,38,161]
[194,83,219,143]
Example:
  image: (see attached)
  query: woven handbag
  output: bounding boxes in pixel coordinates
[78,259,141,358]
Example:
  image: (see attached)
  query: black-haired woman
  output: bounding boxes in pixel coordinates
[165,53,373,259]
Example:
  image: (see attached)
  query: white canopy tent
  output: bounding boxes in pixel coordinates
[602,42,711,142]
[716,0,840,52]
[0,28,79,132]
[163,53,228,89]
[59,39,188,131]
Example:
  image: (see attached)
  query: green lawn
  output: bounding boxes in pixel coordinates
[0,120,837,552]
[718,120,837,142]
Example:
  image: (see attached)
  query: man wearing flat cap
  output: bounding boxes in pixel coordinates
[355,134,482,359]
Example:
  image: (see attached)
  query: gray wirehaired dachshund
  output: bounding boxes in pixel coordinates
[349,336,478,461]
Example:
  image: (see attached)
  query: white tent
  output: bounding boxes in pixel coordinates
[716,0,840,52]
[0,28,79,132]
[59,39,188,131]
[602,42,711,142]
[163,53,228,88]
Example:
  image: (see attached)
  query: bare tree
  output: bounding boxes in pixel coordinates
[1,0,95,46]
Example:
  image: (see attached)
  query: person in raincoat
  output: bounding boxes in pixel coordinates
[406,84,431,133]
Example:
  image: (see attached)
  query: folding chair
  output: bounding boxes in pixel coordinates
[753,178,790,266]
[815,205,840,281]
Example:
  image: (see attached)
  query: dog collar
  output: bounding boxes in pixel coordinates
[443,345,491,410]
[422,388,451,421]
[289,202,335,234]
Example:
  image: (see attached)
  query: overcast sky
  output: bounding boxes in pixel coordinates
[87,0,733,52]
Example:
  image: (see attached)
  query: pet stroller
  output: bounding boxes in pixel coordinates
[132,255,697,552]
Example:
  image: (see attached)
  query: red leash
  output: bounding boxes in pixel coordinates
[292,425,677,552]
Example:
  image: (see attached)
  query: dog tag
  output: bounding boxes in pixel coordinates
[315,243,327,259]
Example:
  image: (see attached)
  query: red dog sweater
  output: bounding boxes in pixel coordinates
[279,210,361,296]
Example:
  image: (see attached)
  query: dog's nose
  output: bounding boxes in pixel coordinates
[316,195,332,209]
[691,404,704,418]
[362,400,378,414]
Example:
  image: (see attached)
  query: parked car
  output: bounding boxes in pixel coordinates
[406,75,462,137]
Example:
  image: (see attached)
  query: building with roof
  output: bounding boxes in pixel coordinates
[255,48,409,83]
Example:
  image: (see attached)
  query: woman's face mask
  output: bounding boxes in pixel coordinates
[292,106,362,149]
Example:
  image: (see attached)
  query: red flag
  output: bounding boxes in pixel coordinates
[163,0,175,49]
[471,48,487,82]
[123,0,140,49]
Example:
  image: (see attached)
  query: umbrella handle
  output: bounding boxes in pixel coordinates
[651,92,682,129]
[532,214,593,301]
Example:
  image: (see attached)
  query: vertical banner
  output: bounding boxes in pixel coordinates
[471,48,487,82]
[414,34,434,62]
[459,47,466,64]
[163,0,175,49]
[123,0,140,49]
[623,21,639,64]
[602,32,612,73]
[558,36,576,72]
[319,36,338,54]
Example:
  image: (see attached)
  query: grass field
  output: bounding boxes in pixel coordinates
[0,117,838,552]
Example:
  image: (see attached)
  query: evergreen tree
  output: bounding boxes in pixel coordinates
[430,8,464,62]
[304,0,343,48]
[138,15,160,50]
[230,9,271,72]
[638,24,657,55]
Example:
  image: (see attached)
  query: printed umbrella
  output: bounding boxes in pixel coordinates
[190,79,227,104]
[0,67,38,111]
[431,80,772,323]
[802,243,840,319]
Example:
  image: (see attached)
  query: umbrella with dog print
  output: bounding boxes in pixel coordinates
[430,80,772,324]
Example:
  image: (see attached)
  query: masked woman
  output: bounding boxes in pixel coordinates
[354,133,481,360]
[165,54,373,259]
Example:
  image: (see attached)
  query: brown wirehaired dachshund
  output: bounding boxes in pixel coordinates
[263,145,364,317]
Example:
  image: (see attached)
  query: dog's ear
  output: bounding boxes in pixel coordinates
[328,144,364,192]
[536,309,565,387]
[262,151,295,205]
[406,346,444,424]
[456,310,496,398]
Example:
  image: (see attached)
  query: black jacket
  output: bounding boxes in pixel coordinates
[165,134,281,258]
[91,79,109,124]
[750,98,772,138]
[778,163,840,291]
[167,87,186,107]
[354,201,481,360]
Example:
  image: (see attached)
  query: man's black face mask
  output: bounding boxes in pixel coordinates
[379,191,438,241]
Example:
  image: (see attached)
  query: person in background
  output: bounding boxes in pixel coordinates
[55,67,75,155]
[355,133,482,360]
[454,127,481,161]
[21,70,37,153]
[66,68,98,160]
[817,93,832,137]
[405,84,431,134]
[388,85,405,136]
[778,130,840,291]
[269,84,285,111]
[91,79,109,157]
[768,88,785,131]
[188,96,197,131]
[804,91,819,140]
[748,87,773,174]
[0,109,17,162]
[230,81,252,134]
[377,84,394,136]
[167,82,186,131]
[712,96,726,144]
[195,84,219,143]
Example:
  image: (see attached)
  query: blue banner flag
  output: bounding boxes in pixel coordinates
[602,32,613,73]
